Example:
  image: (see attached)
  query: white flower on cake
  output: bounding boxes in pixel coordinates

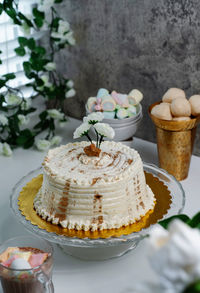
[148,220,200,293]
[0,114,8,126]
[47,109,64,120]
[17,114,30,126]
[50,136,62,146]
[73,122,91,139]
[65,89,76,98]
[94,123,115,139]
[35,139,51,151]
[83,112,104,124]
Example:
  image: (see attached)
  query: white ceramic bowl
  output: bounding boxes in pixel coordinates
[86,104,143,141]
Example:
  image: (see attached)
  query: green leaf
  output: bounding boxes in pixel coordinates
[188,212,200,228]
[159,214,190,229]
[18,12,33,27]
[0,4,3,15]
[34,46,46,56]
[39,111,48,120]
[32,8,45,19]
[15,47,26,56]
[54,0,63,3]
[23,62,32,78]
[18,36,28,46]
[27,38,36,50]
[51,17,60,29]
[183,280,200,293]
[3,73,16,80]
[0,79,5,88]
[34,17,44,28]
[24,136,34,149]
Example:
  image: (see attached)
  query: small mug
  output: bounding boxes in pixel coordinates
[0,235,54,293]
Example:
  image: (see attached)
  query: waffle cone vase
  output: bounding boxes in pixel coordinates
[149,102,200,181]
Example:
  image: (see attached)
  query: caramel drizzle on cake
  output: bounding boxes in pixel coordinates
[55,180,70,222]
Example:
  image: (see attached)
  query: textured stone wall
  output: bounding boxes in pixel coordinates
[56,0,200,155]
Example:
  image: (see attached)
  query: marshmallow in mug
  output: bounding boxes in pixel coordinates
[162,88,186,103]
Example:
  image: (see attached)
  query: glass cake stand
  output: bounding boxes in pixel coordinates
[10,163,185,260]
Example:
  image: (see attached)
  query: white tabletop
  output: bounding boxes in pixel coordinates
[0,117,200,293]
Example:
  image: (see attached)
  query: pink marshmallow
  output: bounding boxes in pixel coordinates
[29,253,48,268]
[2,255,19,267]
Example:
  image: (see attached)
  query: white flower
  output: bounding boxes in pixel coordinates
[40,75,52,88]
[65,31,76,45]
[58,20,70,34]
[20,99,32,111]
[50,136,62,146]
[38,0,55,12]
[17,114,30,126]
[93,123,115,139]
[47,109,64,120]
[66,80,74,88]
[35,139,51,151]
[149,220,200,293]
[65,89,76,98]
[44,62,56,71]
[73,122,91,139]
[83,112,104,124]
[0,114,8,126]
[5,94,22,106]
[2,143,12,156]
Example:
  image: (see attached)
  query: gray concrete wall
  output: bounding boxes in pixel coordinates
[56,0,200,156]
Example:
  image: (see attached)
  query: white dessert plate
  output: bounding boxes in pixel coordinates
[10,163,185,260]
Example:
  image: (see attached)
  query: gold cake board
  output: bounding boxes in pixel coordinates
[18,172,171,239]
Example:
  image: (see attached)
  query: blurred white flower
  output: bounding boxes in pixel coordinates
[5,94,22,106]
[38,0,55,12]
[50,136,62,146]
[83,112,104,124]
[20,98,32,111]
[65,89,76,98]
[2,143,12,156]
[65,31,76,45]
[58,20,70,34]
[94,122,115,139]
[40,75,52,88]
[0,114,8,126]
[73,122,91,139]
[20,21,31,35]
[35,139,51,151]
[17,114,30,126]
[44,62,56,71]
[59,121,67,128]
[66,80,74,88]
[47,109,64,120]
[149,220,200,293]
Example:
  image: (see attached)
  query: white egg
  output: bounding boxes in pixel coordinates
[10,258,31,270]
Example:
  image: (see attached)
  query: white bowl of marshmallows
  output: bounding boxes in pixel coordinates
[151,88,200,120]
[86,88,143,141]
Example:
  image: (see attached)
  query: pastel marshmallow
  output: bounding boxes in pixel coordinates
[116,108,128,119]
[96,88,109,98]
[189,95,200,116]
[128,89,143,105]
[127,105,137,115]
[87,97,97,112]
[111,91,129,107]
[29,253,48,268]
[170,98,191,117]
[0,247,18,263]
[162,88,186,103]
[10,258,32,270]
[103,111,115,119]
[101,99,116,111]
[151,103,172,120]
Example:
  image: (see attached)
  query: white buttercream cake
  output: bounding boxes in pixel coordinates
[34,141,156,231]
